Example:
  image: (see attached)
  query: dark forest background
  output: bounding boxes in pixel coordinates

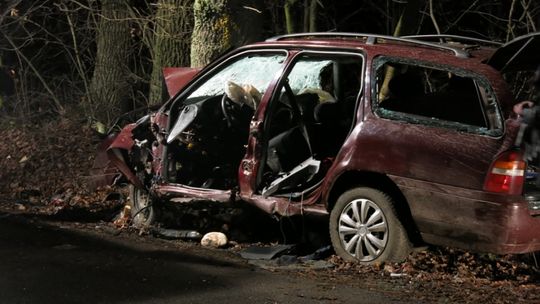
[0,0,538,126]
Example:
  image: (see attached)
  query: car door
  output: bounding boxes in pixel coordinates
[154,50,287,202]
[238,51,364,215]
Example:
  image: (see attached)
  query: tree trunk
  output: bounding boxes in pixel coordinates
[303,0,309,32]
[190,0,264,68]
[308,0,317,32]
[284,0,297,34]
[393,0,423,37]
[379,0,423,100]
[149,0,193,105]
[88,0,132,123]
[190,0,231,68]
[0,55,4,109]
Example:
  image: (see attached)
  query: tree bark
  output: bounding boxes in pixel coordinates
[149,0,193,105]
[284,0,297,34]
[379,0,423,100]
[190,0,232,68]
[190,0,264,68]
[308,0,317,32]
[392,0,422,37]
[88,0,132,123]
[303,0,309,32]
[0,56,4,109]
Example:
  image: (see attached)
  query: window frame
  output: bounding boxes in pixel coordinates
[371,56,504,137]
[164,49,288,112]
[266,50,366,125]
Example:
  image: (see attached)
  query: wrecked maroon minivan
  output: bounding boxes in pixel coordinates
[104,32,540,263]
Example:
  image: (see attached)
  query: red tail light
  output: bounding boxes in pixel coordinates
[484,150,525,195]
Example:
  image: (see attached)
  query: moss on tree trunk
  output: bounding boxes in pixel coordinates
[190,0,264,68]
[149,0,193,105]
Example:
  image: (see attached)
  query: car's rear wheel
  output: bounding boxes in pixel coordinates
[129,185,156,228]
[329,187,411,263]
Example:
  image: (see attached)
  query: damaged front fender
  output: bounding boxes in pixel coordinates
[87,133,122,190]
[163,67,201,98]
[107,123,144,189]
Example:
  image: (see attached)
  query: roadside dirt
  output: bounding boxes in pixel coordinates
[0,114,539,303]
[0,113,116,211]
[1,208,538,304]
[1,212,411,304]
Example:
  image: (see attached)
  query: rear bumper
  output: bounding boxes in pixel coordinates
[392,175,540,254]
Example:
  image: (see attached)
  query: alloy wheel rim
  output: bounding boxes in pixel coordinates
[338,198,388,261]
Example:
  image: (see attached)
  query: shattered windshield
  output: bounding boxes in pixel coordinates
[190,53,286,99]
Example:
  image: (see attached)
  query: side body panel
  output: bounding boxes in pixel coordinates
[390,175,540,253]
[88,133,121,190]
[106,123,143,188]
[319,54,540,254]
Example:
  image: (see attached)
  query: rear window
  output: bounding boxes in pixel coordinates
[372,58,503,136]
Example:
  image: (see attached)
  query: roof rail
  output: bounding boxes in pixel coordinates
[401,34,502,47]
[265,32,470,58]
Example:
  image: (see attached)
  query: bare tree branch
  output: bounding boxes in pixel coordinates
[506,0,517,41]
[429,0,441,35]
[1,29,65,114]
[58,2,92,105]
[521,0,537,32]
[444,0,480,33]
[0,0,22,25]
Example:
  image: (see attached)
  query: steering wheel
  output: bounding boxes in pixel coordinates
[221,93,239,128]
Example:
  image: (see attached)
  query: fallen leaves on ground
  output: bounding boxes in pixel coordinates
[325,248,540,303]
[0,113,121,215]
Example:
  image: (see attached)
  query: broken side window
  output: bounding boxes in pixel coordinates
[373,58,503,136]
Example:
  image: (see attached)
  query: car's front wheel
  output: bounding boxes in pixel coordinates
[329,187,411,263]
[129,185,156,228]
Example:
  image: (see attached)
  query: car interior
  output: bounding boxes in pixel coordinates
[259,54,363,198]
[160,53,363,197]
[375,61,503,134]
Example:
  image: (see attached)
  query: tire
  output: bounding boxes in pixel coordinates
[129,185,156,228]
[329,187,411,263]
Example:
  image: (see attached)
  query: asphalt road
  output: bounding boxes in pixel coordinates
[0,213,409,304]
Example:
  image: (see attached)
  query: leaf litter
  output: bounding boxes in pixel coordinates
[0,114,538,303]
